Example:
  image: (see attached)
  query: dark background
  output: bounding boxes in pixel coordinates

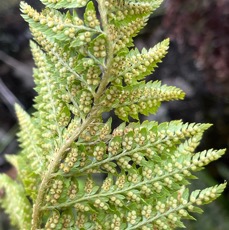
[0,0,228,229]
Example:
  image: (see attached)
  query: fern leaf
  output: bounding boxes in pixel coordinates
[40,0,89,9]
[0,0,226,229]
[5,154,40,200]
[20,1,100,45]
[107,0,164,53]
[110,39,170,85]
[0,175,32,229]
[14,104,42,167]
[99,81,184,120]
[31,42,70,148]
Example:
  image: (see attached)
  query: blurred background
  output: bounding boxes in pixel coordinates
[0,0,228,229]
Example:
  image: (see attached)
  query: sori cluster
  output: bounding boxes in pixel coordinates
[0,0,226,229]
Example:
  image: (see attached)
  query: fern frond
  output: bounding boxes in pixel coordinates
[15,104,42,167]
[31,42,70,150]
[20,1,100,45]
[5,154,40,200]
[0,0,226,229]
[110,39,170,85]
[41,146,226,229]
[111,81,185,120]
[106,0,163,53]
[0,174,32,229]
[40,0,89,9]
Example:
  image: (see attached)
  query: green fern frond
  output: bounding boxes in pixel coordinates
[15,104,39,159]
[0,174,32,229]
[106,0,163,53]
[20,1,101,44]
[40,0,89,9]
[109,81,184,120]
[0,0,227,229]
[109,39,170,85]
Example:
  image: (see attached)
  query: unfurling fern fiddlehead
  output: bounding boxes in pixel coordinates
[0,0,226,229]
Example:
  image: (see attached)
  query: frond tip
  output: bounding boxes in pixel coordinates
[189,183,227,206]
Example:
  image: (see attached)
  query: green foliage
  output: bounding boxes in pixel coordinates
[0,174,31,229]
[0,0,227,229]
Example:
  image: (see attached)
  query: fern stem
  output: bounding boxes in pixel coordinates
[94,0,114,104]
